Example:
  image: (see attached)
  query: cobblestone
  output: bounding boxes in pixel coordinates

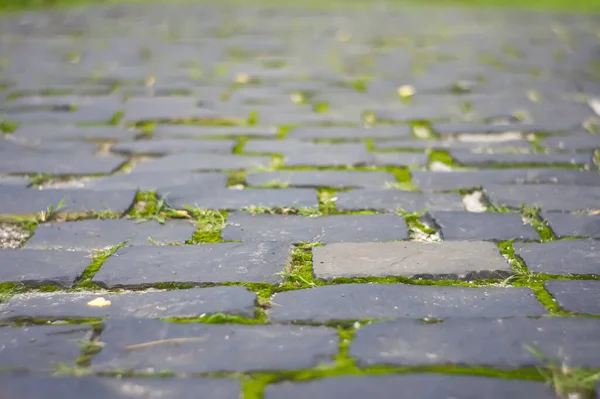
[335,189,464,213]
[514,240,600,275]
[541,212,600,238]
[313,242,511,281]
[91,319,338,373]
[544,280,600,315]
[431,211,539,241]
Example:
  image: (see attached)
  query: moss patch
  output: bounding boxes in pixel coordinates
[76,242,127,289]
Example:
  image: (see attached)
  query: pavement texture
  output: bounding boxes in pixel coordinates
[0,2,600,398]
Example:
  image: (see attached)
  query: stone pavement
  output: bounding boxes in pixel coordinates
[0,2,599,398]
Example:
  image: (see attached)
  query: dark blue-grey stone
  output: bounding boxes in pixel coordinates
[245,171,396,188]
[222,213,408,243]
[160,187,318,210]
[0,375,241,399]
[130,153,272,172]
[91,318,338,373]
[153,125,277,138]
[290,126,413,140]
[540,132,600,151]
[412,170,600,191]
[93,242,291,288]
[0,248,91,287]
[484,184,600,212]
[268,284,546,322]
[431,211,539,241]
[514,240,600,275]
[544,280,600,315]
[0,286,257,320]
[24,219,196,251]
[71,172,229,191]
[0,185,136,215]
[265,375,558,399]
[541,212,600,238]
[111,139,236,156]
[0,324,92,371]
[350,317,600,367]
[335,189,464,212]
[451,151,593,167]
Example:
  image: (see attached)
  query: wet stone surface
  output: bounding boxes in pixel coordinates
[0,286,257,320]
[264,375,558,399]
[91,318,338,373]
[313,242,512,281]
[268,284,546,322]
[0,375,242,399]
[1,2,600,392]
[24,219,197,251]
[222,213,408,243]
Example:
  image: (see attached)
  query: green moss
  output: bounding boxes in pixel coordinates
[313,101,329,114]
[228,171,247,186]
[0,119,18,133]
[317,188,338,215]
[233,137,249,154]
[521,207,556,242]
[277,125,295,139]
[0,282,25,303]
[247,110,259,126]
[77,242,127,289]
[77,339,104,367]
[109,110,124,125]
[163,313,264,325]
[428,150,458,168]
[38,285,61,292]
[184,208,227,244]
[399,210,437,238]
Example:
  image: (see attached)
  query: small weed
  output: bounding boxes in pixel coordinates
[521,207,556,242]
[9,197,67,228]
[183,206,226,244]
[277,245,321,289]
[77,242,127,289]
[526,345,600,399]
[0,119,18,133]
[109,110,124,125]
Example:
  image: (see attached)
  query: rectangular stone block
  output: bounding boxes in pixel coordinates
[0,185,136,215]
[0,324,92,371]
[431,211,539,241]
[544,280,600,315]
[350,317,600,368]
[541,212,600,238]
[245,171,397,189]
[93,242,292,288]
[222,213,408,243]
[514,240,600,275]
[0,375,241,399]
[484,184,600,212]
[25,219,196,251]
[452,151,593,167]
[0,286,257,320]
[0,153,126,175]
[111,139,236,156]
[0,248,91,287]
[335,189,464,213]
[13,125,137,141]
[265,375,557,399]
[153,125,278,138]
[91,319,338,373]
[412,170,600,191]
[69,172,229,191]
[268,284,546,322]
[313,241,511,281]
[131,153,272,172]
[290,126,412,140]
[159,187,318,210]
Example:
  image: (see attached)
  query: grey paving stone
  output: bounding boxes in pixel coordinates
[451,151,593,166]
[290,126,413,140]
[264,375,558,399]
[0,286,257,320]
[268,284,545,322]
[122,97,220,123]
[245,171,397,188]
[131,153,272,172]
[93,242,291,288]
[0,153,125,175]
[484,184,600,212]
[373,152,428,167]
[313,241,511,281]
[412,170,600,191]
[284,147,373,167]
[544,280,600,315]
[159,187,318,210]
[13,125,137,141]
[70,172,229,191]
[542,212,600,238]
[374,139,531,152]
[0,185,136,215]
[350,317,600,368]
[0,324,92,371]
[335,189,464,212]
[431,211,538,241]
[514,240,600,275]
[540,132,600,151]
[111,139,236,156]
[0,375,241,399]
[0,248,91,287]
[24,219,196,251]
[153,125,278,138]
[222,213,408,243]
[91,318,338,373]
[431,123,551,136]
